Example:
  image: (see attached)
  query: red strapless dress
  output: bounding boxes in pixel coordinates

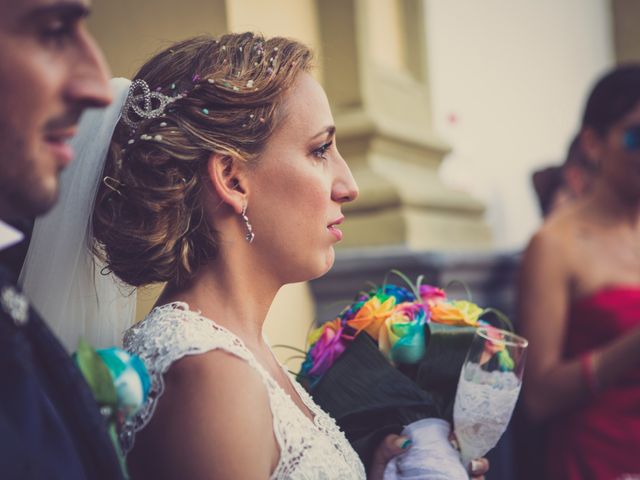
[547,287,640,480]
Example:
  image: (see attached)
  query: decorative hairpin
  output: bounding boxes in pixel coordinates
[122,79,183,132]
[103,176,124,196]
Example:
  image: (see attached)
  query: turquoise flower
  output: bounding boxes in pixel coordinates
[74,340,151,479]
[97,347,151,420]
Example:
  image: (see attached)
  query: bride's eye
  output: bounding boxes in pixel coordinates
[312,141,333,161]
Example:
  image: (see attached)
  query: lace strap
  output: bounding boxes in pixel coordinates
[119,302,261,452]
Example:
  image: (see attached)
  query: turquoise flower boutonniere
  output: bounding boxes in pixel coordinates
[74,339,150,478]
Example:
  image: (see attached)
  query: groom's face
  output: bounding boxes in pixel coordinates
[0,0,111,220]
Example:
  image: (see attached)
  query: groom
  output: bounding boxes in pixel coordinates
[0,0,124,478]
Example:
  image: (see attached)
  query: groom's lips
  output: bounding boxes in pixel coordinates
[45,128,77,168]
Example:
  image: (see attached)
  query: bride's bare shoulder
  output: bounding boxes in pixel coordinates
[128,349,278,479]
[168,348,261,386]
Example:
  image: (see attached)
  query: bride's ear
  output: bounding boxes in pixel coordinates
[206,153,249,215]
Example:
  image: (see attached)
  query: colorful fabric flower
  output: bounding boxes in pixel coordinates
[430,300,483,327]
[378,285,416,303]
[346,295,397,340]
[339,298,368,322]
[307,318,348,377]
[74,340,150,479]
[379,302,428,364]
[97,347,151,420]
[419,284,447,305]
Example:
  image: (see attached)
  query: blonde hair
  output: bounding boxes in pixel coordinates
[92,33,313,287]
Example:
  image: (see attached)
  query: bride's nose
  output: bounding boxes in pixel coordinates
[331,152,359,203]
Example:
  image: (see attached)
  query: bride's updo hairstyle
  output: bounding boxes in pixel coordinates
[92,33,313,288]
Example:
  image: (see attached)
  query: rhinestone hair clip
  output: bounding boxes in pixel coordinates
[121,79,183,132]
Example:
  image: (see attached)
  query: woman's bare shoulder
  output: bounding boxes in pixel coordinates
[129,349,278,479]
[530,202,594,251]
[521,212,581,290]
[160,348,273,432]
[168,347,259,384]
[526,220,570,259]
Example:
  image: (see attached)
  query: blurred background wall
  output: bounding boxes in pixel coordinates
[429,0,613,248]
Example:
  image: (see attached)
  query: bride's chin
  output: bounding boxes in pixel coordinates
[283,251,335,284]
[312,249,336,280]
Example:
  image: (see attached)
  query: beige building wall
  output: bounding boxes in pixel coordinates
[89,0,228,78]
[226,0,321,46]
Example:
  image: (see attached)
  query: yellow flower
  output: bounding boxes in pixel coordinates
[347,296,396,341]
[307,318,341,346]
[430,300,483,327]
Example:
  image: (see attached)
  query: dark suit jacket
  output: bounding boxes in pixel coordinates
[0,265,125,479]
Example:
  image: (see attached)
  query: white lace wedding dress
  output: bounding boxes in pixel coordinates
[120,302,366,480]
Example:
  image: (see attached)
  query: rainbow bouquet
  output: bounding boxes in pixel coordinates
[297,271,512,472]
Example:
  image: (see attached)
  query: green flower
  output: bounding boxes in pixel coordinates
[74,339,150,479]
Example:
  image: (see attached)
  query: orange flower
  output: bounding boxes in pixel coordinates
[347,296,396,340]
[430,300,482,327]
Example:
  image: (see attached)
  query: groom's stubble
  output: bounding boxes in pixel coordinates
[0,0,112,221]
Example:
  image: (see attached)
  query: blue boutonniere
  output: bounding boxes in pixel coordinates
[74,339,150,478]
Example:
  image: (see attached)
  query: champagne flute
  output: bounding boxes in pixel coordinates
[453,326,528,468]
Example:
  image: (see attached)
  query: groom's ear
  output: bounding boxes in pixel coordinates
[206,153,249,215]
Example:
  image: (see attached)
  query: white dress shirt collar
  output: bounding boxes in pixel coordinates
[0,220,24,252]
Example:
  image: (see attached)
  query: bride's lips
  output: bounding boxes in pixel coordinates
[327,215,344,241]
[44,128,76,168]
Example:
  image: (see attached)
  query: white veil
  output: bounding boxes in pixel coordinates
[20,78,136,352]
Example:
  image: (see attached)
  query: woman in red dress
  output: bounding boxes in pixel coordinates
[519,65,640,480]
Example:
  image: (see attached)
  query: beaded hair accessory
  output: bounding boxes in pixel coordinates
[121,79,183,132]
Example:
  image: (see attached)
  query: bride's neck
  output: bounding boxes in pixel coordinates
[158,250,281,347]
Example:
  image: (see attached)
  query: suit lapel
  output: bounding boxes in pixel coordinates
[0,267,124,479]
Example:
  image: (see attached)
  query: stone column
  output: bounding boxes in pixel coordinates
[317,0,491,249]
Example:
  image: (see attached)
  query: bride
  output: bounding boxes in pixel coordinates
[20,33,489,479]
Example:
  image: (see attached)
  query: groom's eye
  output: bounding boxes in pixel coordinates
[40,18,75,46]
[29,5,89,49]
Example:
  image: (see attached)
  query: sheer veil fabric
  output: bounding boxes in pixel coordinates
[20,78,136,352]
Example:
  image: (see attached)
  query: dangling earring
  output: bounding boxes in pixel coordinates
[241,204,255,243]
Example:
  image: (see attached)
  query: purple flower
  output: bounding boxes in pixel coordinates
[308,319,348,376]
[419,285,447,305]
